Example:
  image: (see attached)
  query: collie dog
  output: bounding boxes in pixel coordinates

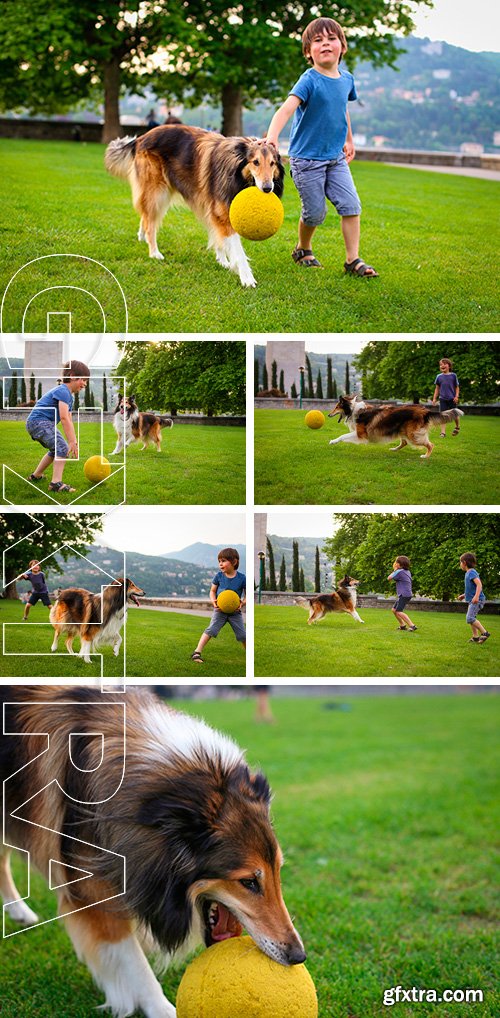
[0,686,305,1018]
[50,577,145,663]
[328,394,464,458]
[296,575,364,625]
[105,124,285,287]
[111,395,173,455]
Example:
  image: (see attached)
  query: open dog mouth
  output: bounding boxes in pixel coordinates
[128,591,145,606]
[202,900,243,946]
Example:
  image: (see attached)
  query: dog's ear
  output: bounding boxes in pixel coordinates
[273,152,285,199]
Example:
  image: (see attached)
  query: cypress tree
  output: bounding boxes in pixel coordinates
[254,359,259,395]
[316,369,324,400]
[37,382,42,400]
[9,372,18,406]
[345,359,350,395]
[279,369,285,394]
[332,377,338,398]
[20,376,27,404]
[315,546,321,592]
[29,373,36,402]
[279,555,287,591]
[326,357,334,399]
[262,363,268,390]
[292,540,300,591]
[73,390,80,412]
[0,380,3,406]
[290,382,297,398]
[266,537,277,591]
[102,374,108,411]
[306,355,314,398]
[271,360,278,389]
[299,567,305,592]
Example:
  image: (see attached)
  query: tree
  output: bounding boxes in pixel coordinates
[1,512,103,599]
[279,554,287,592]
[262,363,269,391]
[114,341,245,416]
[292,540,300,592]
[20,376,27,404]
[354,341,500,403]
[254,359,259,395]
[326,358,334,400]
[29,373,35,402]
[279,369,285,395]
[316,369,324,400]
[314,546,321,593]
[290,382,298,399]
[306,355,314,399]
[0,1,187,143]
[266,537,277,591]
[102,374,108,412]
[327,513,500,601]
[344,359,350,395]
[160,1,434,136]
[270,360,278,390]
[332,377,338,399]
[73,390,80,412]
[37,382,42,400]
[9,372,18,406]
[299,567,305,592]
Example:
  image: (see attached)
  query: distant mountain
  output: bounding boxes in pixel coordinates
[163,542,247,573]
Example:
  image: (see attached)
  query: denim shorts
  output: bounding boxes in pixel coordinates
[289,153,362,225]
[466,601,484,624]
[26,419,68,459]
[28,591,51,607]
[394,595,412,613]
[204,608,246,643]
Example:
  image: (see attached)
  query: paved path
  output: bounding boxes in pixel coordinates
[386,162,500,181]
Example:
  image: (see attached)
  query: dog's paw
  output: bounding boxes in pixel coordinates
[5,899,39,926]
[150,251,165,261]
[241,278,257,288]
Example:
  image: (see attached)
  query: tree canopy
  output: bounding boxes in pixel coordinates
[325,513,500,601]
[354,341,500,403]
[1,512,103,598]
[114,341,245,416]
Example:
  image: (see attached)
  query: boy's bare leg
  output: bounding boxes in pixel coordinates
[31,451,53,478]
[22,603,31,620]
[51,457,68,484]
[342,215,377,275]
[397,611,415,627]
[194,632,211,655]
[297,220,318,261]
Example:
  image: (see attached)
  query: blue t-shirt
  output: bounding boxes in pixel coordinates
[289,66,357,160]
[464,568,485,603]
[388,568,412,597]
[23,570,49,594]
[212,570,246,599]
[434,372,459,400]
[27,384,73,425]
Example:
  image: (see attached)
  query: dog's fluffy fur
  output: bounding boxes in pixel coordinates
[111,395,173,455]
[49,577,145,663]
[328,394,464,458]
[0,686,305,1018]
[296,575,364,625]
[105,124,285,287]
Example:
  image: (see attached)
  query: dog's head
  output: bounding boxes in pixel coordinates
[328,394,366,422]
[110,577,146,605]
[136,762,305,966]
[114,395,138,417]
[239,139,285,198]
[338,574,360,589]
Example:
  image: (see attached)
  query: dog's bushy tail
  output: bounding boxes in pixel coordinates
[295,597,312,610]
[104,136,137,178]
[427,408,464,425]
[158,416,174,429]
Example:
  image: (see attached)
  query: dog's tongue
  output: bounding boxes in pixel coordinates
[211,904,242,942]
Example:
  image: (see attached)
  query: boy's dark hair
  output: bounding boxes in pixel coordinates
[396,556,411,570]
[460,552,477,568]
[61,360,90,382]
[440,357,453,369]
[302,17,347,64]
[28,559,39,567]
[218,547,239,567]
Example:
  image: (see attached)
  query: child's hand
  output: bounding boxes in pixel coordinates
[343,140,355,162]
[457,593,465,601]
[68,441,78,458]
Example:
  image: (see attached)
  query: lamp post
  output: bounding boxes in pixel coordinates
[299,365,305,409]
[258,551,265,604]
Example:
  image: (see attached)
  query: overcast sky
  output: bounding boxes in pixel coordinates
[409,0,500,52]
[94,509,246,556]
[266,512,338,540]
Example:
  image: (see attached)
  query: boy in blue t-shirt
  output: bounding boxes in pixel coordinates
[388,556,418,632]
[191,548,246,663]
[458,552,490,644]
[21,559,51,621]
[26,360,89,494]
[432,357,460,438]
[267,16,377,278]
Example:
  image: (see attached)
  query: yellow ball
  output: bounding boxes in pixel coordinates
[229,188,284,241]
[217,589,241,614]
[84,456,111,483]
[176,936,318,1018]
[305,410,325,430]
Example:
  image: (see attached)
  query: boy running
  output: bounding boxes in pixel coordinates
[458,552,490,644]
[26,360,89,494]
[388,556,417,632]
[21,560,51,620]
[432,357,460,437]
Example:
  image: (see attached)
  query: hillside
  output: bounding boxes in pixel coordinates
[255,346,359,397]
[163,542,247,573]
[266,534,330,592]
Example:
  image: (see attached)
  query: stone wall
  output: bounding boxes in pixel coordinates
[255,591,499,615]
[0,410,244,426]
[254,398,500,416]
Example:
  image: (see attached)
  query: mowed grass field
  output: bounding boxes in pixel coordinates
[1,139,499,333]
[1,420,245,505]
[2,693,499,1018]
[0,601,246,678]
[255,605,499,677]
[254,411,500,504]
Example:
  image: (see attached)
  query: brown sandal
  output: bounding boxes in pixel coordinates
[344,258,378,277]
[292,246,322,267]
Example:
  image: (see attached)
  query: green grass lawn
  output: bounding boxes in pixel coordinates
[0,601,246,678]
[2,693,499,1017]
[254,411,500,504]
[255,605,499,677]
[1,139,498,333]
[1,420,245,505]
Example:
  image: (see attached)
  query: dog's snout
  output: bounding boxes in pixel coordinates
[287,942,307,965]
[262,183,274,193]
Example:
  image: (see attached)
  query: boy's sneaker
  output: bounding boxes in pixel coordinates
[468,636,481,643]
[397,625,408,631]
[478,632,491,644]
[408,625,418,631]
